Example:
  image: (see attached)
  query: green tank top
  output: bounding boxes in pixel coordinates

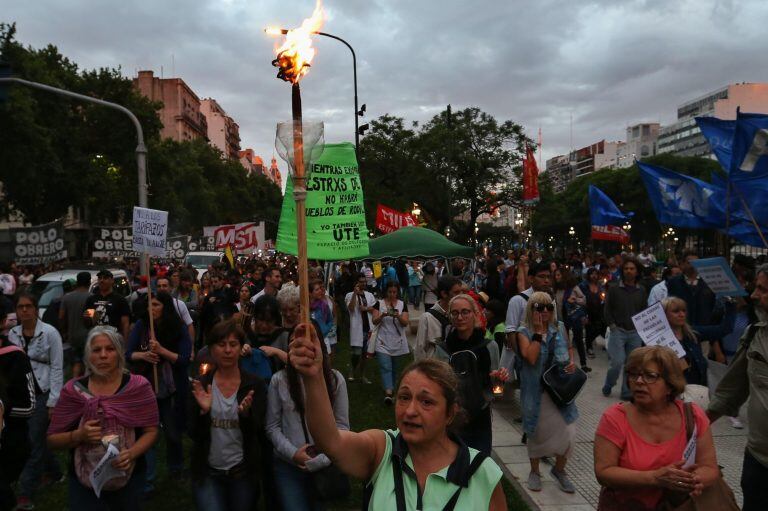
[366,429,502,510]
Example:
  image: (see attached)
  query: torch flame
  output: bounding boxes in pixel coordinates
[272,0,325,83]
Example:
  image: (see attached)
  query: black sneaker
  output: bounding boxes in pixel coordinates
[581,365,592,373]
[384,395,393,405]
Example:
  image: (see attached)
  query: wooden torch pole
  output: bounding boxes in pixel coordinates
[145,254,159,394]
[292,82,312,328]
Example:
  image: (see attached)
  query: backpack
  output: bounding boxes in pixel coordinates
[425,307,451,343]
[449,338,492,418]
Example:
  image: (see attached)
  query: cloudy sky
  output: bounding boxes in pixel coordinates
[5,0,768,176]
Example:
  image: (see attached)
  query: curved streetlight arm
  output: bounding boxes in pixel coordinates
[0,77,148,208]
[314,31,359,150]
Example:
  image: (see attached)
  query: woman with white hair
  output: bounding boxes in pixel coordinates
[47,327,159,509]
[517,292,579,494]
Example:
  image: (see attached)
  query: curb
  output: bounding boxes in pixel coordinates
[491,448,540,511]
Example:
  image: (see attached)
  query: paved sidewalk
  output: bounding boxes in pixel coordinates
[490,336,748,511]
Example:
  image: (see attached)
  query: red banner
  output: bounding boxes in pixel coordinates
[522,145,540,205]
[375,204,417,234]
[203,222,266,253]
[591,225,630,244]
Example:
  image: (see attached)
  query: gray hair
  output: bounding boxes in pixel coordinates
[758,263,768,278]
[83,326,127,376]
[277,282,301,307]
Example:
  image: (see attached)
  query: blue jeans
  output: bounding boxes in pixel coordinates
[603,328,643,399]
[68,467,145,510]
[273,458,324,511]
[408,285,422,307]
[145,396,183,489]
[376,352,400,392]
[19,392,61,497]
[193,468,256,511]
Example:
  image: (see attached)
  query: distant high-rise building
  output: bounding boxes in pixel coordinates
[657,83,768,158]
[616,123,660,168]
[132,70,208,142]
[269,157,283,189]
[547,140,622,193]
[200,99,241,160]
[239,149,265,177]
[546,155,573,194]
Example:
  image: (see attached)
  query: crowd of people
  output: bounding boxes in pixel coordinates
[0,245,765,510]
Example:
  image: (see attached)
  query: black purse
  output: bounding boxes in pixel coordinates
[540,326,587,407]
[298,408,351,501]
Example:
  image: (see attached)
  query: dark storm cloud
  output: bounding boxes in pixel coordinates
[4,0,768,173]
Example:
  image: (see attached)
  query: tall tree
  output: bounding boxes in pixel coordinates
[358,107,531,242]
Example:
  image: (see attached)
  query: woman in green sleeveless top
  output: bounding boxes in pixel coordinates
[289,323,507,510]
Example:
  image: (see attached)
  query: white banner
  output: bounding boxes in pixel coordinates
[132,207,168,257]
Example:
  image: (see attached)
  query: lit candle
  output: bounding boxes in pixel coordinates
[492,384,504,396]
[200,363,210,375]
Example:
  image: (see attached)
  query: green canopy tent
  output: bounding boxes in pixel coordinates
[361,226,474,259]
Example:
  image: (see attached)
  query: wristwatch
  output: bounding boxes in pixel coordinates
[531,333,543,343]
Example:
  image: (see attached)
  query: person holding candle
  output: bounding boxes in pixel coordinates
[288,326,507,510]
[47,326,159,509]
[443,294,506,454]
[125,292,192,494]
[516,292,579,493]
[369,281,410,405]
[9,293,64,510]
[266,324,349,510]
[190,319,267,511]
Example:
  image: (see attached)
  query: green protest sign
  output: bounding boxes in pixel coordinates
[277,142,370,260]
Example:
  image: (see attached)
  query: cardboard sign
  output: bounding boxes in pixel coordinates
[132,207,168,257]
[375,204,417,234]
[277,143,369,260]
[11,220,68,264]
[631,301,686,358]
[202,223,265,253]
[690,257,748,298]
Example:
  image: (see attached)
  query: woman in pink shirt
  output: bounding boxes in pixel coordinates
[593,346,720,510]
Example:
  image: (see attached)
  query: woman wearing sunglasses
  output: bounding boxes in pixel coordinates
[516,292,579,494]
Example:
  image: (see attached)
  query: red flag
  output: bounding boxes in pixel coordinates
[375,204,418,234]
[522,146,540,205]
[591,225,630,244]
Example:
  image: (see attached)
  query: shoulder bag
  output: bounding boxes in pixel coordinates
[540,325,587,407]
[659,403,739,511]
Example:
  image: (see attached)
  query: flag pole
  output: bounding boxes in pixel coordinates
[732,183,768,249]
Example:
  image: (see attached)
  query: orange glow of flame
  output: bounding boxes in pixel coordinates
[200,363,210,375]
[272,0,325,83]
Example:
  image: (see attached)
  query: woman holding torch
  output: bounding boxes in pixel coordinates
[288,323,507,510]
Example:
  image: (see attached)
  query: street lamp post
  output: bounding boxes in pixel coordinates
[0,76,149,271]
[267,28,364,150]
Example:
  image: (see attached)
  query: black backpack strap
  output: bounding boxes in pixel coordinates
[387,431,407,511]
[442,451,489,511]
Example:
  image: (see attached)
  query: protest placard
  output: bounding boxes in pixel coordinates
[132,207,168,257]
[690,257,748,298]
[11,220,67,264]
[91,226,139,258]
[631,301,686,358]
[277,143,369,260]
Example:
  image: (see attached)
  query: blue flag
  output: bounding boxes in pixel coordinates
[730,111,768,181]
[695,117,734,171]
[588,185,632,226]
[711,172,768,246]
[638,162,726,229]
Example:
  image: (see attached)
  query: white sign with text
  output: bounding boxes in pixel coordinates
[132,207,168,257]
[631,301,686,358]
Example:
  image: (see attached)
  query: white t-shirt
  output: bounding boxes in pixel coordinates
[504,287,534,333]
[173,297,194,326]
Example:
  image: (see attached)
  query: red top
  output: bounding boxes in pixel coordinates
[595,400,709,509]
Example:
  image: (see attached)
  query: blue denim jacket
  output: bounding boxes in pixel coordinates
[518,323,579,434]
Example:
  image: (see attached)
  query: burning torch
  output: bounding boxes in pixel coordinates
[271,0,325,328]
